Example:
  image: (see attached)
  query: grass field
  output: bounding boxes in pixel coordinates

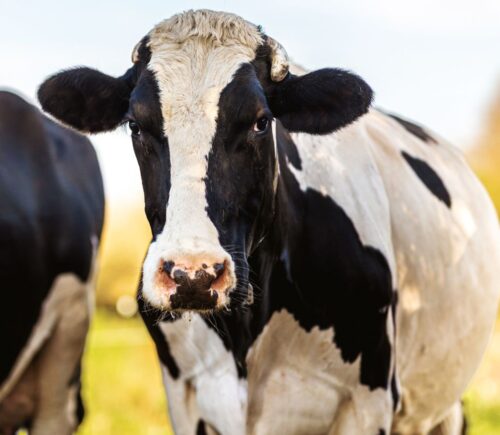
[76,309,500,435]
[76,310,172,435]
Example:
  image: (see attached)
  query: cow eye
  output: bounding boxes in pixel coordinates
[253,117,270,133]
[128,120,141,136]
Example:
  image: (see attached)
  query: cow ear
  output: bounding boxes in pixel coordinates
[38,67,135,133]
[266,68,373,134]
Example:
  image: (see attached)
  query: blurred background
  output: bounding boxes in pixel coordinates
[1,0,500,433]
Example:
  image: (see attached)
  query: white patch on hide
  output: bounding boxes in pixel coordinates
[246,310,392,435]
[287,128,396,282]
[364,109,500,432]
[158,314,246,435]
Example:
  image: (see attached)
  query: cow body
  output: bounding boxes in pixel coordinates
[0,91,104,434]
[141,109,500,435]
[37,10,500,435]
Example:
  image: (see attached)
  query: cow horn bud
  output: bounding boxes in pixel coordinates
[131,40,142,64]
[267,36,289,82]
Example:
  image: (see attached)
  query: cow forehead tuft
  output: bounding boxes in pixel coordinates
[144,13,263,131]
[147,9,263,50]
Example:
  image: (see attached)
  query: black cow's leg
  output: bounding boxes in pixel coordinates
[30,273,91,435]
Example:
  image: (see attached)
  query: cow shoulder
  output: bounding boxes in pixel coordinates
[250,121,397,395]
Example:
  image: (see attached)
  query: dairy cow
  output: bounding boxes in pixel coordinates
[0,91,104,434]
[38,10,500,434]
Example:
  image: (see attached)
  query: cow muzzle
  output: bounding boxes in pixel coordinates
[152,255,235,311]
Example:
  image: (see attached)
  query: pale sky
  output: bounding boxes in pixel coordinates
[1,0,499,203]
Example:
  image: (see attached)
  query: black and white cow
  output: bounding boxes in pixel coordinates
[38,10,500,435]
[0,91,104,434]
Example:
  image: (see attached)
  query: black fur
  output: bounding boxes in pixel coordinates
[387,113,437,144]
[0,90,104,429]
[390,292,400,411]
[201,63,278,376]
[68,361,85,425]
[68,361,86,429]
[38,67,135,133]
[402,151,452,207]
[266,68,373,134]
[196,420,208,435]
[278,124,302,170]
[205,63,276,285]
[195,419,220,435]
[137,290,180,379]
[37,36,153,135]
[128,68,170,236]
[76,387,85,426]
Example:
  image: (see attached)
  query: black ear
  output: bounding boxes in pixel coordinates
[38,67,135,133]
[266,68,373,134]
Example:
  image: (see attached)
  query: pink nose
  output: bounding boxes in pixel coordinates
[156,257,233,310]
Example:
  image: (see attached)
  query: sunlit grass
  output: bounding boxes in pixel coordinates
[465,392,500,435]
[464,321,500,435]
[77,310,173,435]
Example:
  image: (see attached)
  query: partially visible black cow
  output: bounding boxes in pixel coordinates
[0,91,104,434]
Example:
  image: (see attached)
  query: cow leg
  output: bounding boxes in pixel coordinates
[327,399,364,435]
[29,274,91,435]
[161,369,201,435]
[428,402,466,435]
[0,364,36,433]
[159,358,231,435]
[327,389,393,435]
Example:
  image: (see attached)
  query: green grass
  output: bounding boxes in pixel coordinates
[464,321,500,435]
[77,310,173,435]
[465,392,500,435]
[77,310,500,434]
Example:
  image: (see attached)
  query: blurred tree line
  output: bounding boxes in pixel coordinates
[469,87,500,211]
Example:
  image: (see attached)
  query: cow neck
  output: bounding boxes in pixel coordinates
[249,122,306,292]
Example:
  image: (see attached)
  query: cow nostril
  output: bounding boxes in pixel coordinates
[173,269,188,284]
[162,260,175,276]
[213,262,225,277]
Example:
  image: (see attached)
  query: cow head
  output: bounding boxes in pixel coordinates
[38,10,372,312]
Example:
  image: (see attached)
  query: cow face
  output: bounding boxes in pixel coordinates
[38,10,372,312]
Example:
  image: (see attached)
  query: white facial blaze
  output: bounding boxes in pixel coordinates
[140,11,263,308]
